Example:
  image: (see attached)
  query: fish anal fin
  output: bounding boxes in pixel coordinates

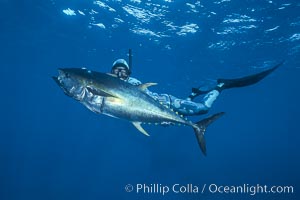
[138,83,157,91]
[132,122,150,136]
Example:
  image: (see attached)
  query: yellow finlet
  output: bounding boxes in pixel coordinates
[138,83,157,91]
[132,122,150,136]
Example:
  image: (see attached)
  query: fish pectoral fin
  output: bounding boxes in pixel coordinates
[138,83,157,91]
[86,86,116,98]
[132,122,150,136]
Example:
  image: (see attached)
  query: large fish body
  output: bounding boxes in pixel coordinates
[53,68,223,155]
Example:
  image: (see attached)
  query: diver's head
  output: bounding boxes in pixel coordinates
[111,59,131,80]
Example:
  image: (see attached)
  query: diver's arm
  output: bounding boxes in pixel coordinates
[127,77,153,94]
[127,77,142,86]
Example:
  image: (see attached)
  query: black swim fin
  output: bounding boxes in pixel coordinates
[188,61,284,100]
[217,61,284,90]
[187,88,209,100]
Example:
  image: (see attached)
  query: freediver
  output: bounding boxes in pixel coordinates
[110,56,282,116]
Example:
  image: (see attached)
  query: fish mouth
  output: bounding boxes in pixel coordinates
[53,68,86,99]
[52,76,61,86]
[58,68,67,80]
[52,69,66,86]
[53,68,71,84]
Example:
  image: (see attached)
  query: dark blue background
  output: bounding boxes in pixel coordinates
[1,0,299,199]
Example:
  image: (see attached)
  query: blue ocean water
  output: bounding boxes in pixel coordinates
[1,0,299,200]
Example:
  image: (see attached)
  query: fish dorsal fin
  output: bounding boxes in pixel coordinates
[138,83,157,91]
[86,86,116,98]
[106,73,118,77]
[132,122,150,136]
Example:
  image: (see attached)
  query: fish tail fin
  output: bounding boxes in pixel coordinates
[193,112,225,156]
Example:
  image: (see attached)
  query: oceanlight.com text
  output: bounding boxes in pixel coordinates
[124,183,294,196]
[208,184,294,195]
